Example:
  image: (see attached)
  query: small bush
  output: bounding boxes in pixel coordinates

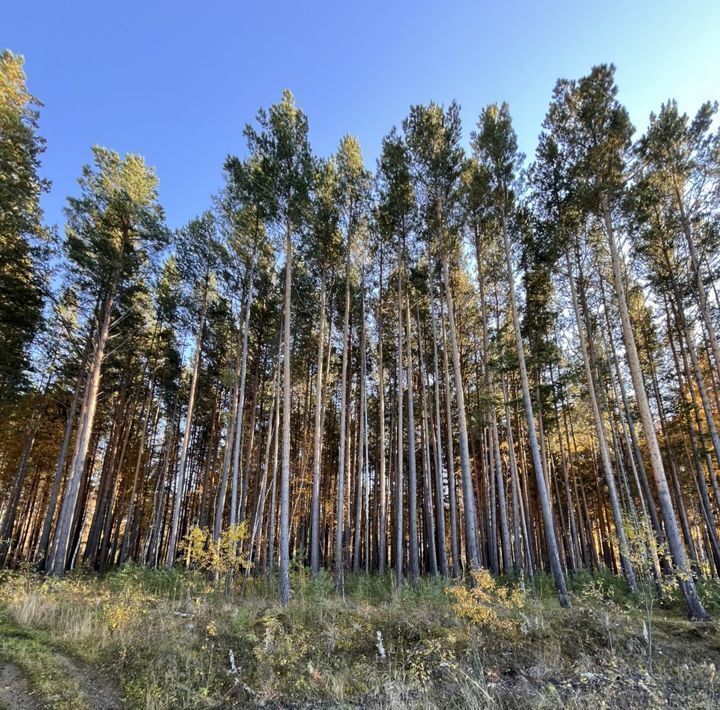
[446,569,525,634]
[181,523,251,580]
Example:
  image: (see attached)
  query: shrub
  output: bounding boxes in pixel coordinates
[446,569,525,634]
[181,523,251,581]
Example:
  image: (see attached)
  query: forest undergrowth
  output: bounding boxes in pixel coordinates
[1,565,719,709]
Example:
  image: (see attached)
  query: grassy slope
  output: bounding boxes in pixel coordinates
[0,566,719,709]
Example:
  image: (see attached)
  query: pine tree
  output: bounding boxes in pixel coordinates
[244,90,314,604]
[49,147,167,576]
[404,101,481,573]
[550,65,706,619]
[0,51,48,401]
[473,103,570,606]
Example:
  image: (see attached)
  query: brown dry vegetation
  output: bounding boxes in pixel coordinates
[1,567,719,709]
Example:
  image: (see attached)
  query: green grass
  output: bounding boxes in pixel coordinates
[0,565,719,708]
[0,612,89,709]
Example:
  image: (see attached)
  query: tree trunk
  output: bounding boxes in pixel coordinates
[377,254,388,575]
[235,257,257,525]
[428,276,448,578]
[395,261,404,587]
[567,250,637,590]
[501,215,569,606]
[334,236,352,591]
[405,293,420,584]
[440,248,480,572]
[36,338,90,566]
[279,222,293,605]
[310,272,327,575]
[50,287,116,576]
[602,201,706,619]
[417,303,438,576]
[439,292,461,577]
[166,282,209,567]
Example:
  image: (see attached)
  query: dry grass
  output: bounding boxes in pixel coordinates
[1,566,719,708]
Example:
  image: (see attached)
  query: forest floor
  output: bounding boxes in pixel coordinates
[0,566,719,709]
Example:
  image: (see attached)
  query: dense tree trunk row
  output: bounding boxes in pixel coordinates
[2,64,719,621]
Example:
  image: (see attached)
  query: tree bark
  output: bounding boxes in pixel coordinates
[166,281,209,567]
[602,201,706,619]
[567,250,636,590]
[279,222,293,605]
[310,272,327,575]
[501,214,569,606]
[50,287,116,576]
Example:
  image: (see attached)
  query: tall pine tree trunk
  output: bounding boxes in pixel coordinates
[602,202,706,619]
[395,261,404,586]
[334,237,352,591]
[441,244,480,572]
[428,277,448,578]
[310,272,327,575]
[166,282,208,567]
[405,293,420,584]
[501,215,569,606]
[439,293,461,577]
[279,222,293,605]
[50,288,116,575]
[377,255,388,575]
[567,250,636,590]
[37,337,91,566]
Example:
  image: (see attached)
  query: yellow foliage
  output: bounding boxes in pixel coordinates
[446,569,525,634]
[181,523,251,579]
[407,637,455,682]
[624,515,679,601]
[252,612,312,681]
[104,587,150,631]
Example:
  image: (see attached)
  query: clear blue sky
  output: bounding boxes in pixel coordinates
[4,0,720,231]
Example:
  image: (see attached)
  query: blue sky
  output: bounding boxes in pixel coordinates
[4,0,720,231]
